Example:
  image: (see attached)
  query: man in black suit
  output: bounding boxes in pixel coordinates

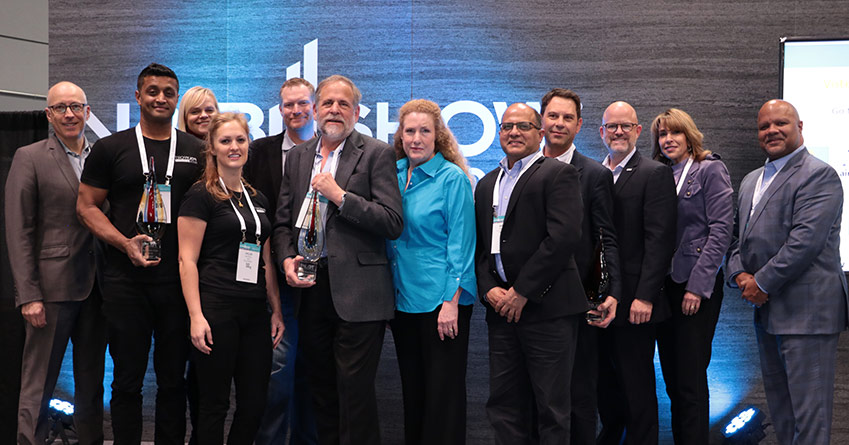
[247,77,318,445]
[272,75,403,445]
[475,102,587,444]
[595,101,677,445]
[540,88,620,445]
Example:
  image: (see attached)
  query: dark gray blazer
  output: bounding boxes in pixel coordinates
[727,147,849,335]
[272,130,403,322]
[669,155,733,298]
[4,135,96,306]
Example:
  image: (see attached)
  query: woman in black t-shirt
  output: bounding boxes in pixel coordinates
[178,112,284,445]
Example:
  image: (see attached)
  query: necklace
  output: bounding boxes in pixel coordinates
[232,189,244,207]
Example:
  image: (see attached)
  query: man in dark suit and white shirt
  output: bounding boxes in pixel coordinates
[727,99,848,445]
[540,88,620,445]
[475,102,587,444]
[595,101,677,445]
[246,77,318,445]
[5,81,106,445]
[272,74,403,445]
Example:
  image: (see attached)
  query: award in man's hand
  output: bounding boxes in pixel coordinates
[136,156,167,261]
[584,229,610,322]
[297,191,324,282]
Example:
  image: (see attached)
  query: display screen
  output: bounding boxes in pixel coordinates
[781,38,849,270]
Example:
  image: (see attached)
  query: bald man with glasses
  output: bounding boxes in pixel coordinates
[5,81,107,445]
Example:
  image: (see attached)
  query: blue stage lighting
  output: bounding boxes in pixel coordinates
[49,398,75,416]
[723,406,767,444]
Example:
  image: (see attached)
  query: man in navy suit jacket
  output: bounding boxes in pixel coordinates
[595,101,677,445]
[246,77,318,445]
[540,88,621,445]
[727,99,848,445]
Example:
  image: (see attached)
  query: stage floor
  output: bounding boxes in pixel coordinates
[53,286,849,444]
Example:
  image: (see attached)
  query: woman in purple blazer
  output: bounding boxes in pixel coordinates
[652,108,733,445]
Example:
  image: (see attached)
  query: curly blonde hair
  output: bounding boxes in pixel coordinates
[392,99,470,178]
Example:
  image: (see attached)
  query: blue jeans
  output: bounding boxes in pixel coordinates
[254,291,317,445]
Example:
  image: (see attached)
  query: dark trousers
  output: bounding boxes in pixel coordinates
[656,274,724,445]
[255,286,318,445]
[486,314,579,445]
[597,322,658,445]
[192,294,271,445]
[100,279,189,445]
[390,304,473,445]
[569,319,599,445]
[299,266,386,445]
[18,287,106,445]
[0,303,25,444]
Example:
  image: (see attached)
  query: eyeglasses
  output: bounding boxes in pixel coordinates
[500,121,540,132]
[603,122,638,133]
[48,103,87,114]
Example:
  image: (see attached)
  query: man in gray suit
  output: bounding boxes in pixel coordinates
[273,74,403,444]
[727,99,848,445]
[5,81,106,445]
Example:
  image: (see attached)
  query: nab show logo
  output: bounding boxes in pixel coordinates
[88,38,539,176]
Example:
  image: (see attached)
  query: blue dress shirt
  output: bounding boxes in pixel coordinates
[387,152,477,313]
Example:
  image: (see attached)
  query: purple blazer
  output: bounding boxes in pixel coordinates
[670,155,733,298]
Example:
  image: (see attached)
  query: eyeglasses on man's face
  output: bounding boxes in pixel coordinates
[500,121,540,132]
[603,122,638,133]
[48,103,87,114]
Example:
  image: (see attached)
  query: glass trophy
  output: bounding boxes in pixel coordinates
[297,192,324,282]
[584,229,610,322]
[136,156,167,261]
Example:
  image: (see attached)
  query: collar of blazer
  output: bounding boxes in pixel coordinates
[676,157,701,198]
[503,155,545,220]
[743,148,808,239]
[296,130,366,207]
[47,133,83,191]
[613,149,641,192]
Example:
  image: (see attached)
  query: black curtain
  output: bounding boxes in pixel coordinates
[0,110,49,444]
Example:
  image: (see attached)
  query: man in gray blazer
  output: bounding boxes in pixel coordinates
[5,81,106,445]
[273,75,403,444]
[727,99,848,445]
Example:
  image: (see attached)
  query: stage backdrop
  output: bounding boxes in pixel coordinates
[48,0,849,437]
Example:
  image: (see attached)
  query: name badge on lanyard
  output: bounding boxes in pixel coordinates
[489,152,541,255]
[491,215,504,254]
[219,178,262,284]
[136,125,177,223]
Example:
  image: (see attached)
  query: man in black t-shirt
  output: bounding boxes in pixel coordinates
[77,63,203,444]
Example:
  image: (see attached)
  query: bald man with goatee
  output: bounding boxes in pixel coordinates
[595,101,676,445]
[727,99,848,445]
[5,82,106,445]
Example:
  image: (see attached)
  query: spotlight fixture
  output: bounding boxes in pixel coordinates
[723,406,767,444]
[47,398,76,445]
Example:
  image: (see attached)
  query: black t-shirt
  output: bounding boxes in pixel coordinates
[81,128,204,283]
[179,182,271,299]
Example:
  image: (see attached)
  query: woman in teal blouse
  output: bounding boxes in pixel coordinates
[387,99,476,445]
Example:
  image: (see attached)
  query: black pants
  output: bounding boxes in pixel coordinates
[390,304,473,445]
[101,279,189,445]
[597,322,658,445]
[486,314,579,445]
[656,273,724,445]
[569,319,599,445]
[192,294,271,445]
[299,266,386,445]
